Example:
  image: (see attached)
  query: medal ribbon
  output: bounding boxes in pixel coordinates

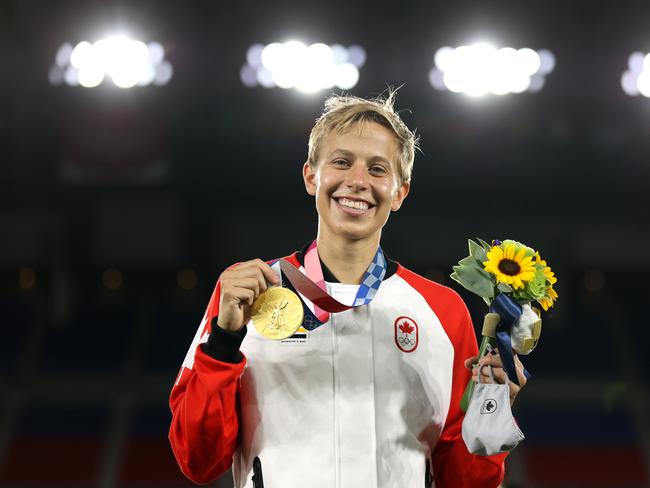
[304,240,328,322]
[271,239,387,331]
[489,294,532,387]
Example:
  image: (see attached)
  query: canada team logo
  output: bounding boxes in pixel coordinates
[394,316,419,353]
[480,399,498,414]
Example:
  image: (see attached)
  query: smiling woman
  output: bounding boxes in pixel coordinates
[169,91,513,488]
[302,120,409,284]
[300,92,418,284]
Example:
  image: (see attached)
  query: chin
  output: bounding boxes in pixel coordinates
[332,222,382,242]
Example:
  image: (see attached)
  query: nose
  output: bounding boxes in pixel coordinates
[345,161,369,190]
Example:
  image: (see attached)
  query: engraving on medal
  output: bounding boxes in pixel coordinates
[252,287,304,340]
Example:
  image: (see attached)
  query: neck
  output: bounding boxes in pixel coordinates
[316,229,381,284]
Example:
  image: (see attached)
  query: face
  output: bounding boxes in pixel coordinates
[303,121,410,243]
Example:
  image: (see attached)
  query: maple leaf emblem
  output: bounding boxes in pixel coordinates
[399,321,414,335]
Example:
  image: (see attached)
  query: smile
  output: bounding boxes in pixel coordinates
[334,197,374,215]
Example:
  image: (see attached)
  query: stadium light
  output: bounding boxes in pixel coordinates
[429,43,555,97]
[241,41,365,93]
[620,51,650,97]
[49,36,172,88]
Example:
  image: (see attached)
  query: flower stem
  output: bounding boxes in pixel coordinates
[460,335,497,412]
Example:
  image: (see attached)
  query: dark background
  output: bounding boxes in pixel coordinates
[1,0,649,486]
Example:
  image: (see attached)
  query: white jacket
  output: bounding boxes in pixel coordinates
[169,253,507,488]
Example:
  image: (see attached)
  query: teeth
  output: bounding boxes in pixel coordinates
[338,198,369,210]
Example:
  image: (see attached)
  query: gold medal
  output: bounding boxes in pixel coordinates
[251,287,304,340]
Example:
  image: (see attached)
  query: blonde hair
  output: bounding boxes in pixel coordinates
[307,90,419,184]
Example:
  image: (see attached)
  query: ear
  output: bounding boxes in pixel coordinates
[303,161,317,196]
[391,180,410,211]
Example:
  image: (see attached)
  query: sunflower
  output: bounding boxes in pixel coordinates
[538,287,558,311]
[535,252,557,285]
[543,266,557,285]
[483,243,536,289]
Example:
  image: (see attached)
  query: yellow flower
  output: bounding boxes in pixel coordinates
[483,244,536,289]
[543,266,557,285]
[538,287,558,311]
[535,252,557,285]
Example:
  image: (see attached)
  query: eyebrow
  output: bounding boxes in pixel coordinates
[327,149,392,165]
[328,149,355,158]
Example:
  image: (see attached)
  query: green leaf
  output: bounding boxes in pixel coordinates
[468,239,488,262]
[458,255,482,269]
[477,238,492,251]
[452,265,495,298]
[449,271,461,285]
[497,282,513,294]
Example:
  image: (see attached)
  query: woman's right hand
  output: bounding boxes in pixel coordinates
[216,259,281,332]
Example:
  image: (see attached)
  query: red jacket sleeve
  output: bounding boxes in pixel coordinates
[430,295,507,487]
[168,280,246,484]
[398,267,507,487]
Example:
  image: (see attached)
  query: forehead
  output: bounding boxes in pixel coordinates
[319,121,400,164]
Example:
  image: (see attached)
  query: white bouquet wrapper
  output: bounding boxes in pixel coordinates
[510,303,542,355]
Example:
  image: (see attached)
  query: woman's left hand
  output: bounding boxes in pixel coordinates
[464,350,527,406]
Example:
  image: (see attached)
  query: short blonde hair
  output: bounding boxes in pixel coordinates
[307,90,419,184]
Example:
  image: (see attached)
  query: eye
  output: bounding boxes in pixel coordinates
[369,165,388,174]
[333,158,350,166]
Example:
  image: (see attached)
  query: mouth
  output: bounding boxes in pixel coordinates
[333,196,374,215]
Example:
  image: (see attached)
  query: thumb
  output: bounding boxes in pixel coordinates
[464,356,478,370]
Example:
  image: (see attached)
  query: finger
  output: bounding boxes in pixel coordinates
[470,365,480,383]
[227,263,267,280]
[478,355,507,383]
[479,353,504,369]
[480,367,494,383]
[514,354,528,387]
[223,282,258,304]
[242,267,269,294]
[232,287,255,307]
[482,352,528,387]
[472,370,494,384]
[238,277,263,298]
[464,356,479,370]
[223,277,260,298]
[472,366,488,377]
[253,258,281,285]
[490,367,508,385]
[225,272,265,295]
[238,261,280,287]
[224,259,280,286]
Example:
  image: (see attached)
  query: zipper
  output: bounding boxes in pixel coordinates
[252,456,264,488]
[425,459,433,487]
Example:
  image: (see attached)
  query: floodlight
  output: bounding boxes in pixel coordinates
[621,70,639,96]
[55,42,73,68]
[620,51,650,97]
[246,44,264,69]
[153,61,173,86]
[242,40,365,92]
[50,35,172,88]
[430,43,555,97]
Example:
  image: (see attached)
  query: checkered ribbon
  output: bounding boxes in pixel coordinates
[352,249,386,306]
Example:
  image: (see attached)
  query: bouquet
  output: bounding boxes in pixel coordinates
[451,239,557,411]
